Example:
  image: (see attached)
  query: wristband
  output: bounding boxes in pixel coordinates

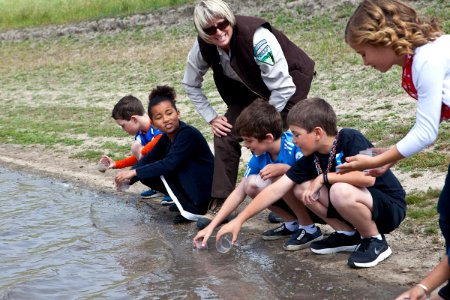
[417,283,430,296]
[323,172,330,187]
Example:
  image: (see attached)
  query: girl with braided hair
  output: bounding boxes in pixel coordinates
[337,0,449,299]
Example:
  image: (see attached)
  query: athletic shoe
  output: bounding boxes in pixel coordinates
[196,198,228,229]
[160,195,173,206]
[283,227,323,251]
[168,203,179,212]
[140,189,161,198]
[173,214,192,224]
[261,223,296,241]
[347,236,392,268]
[268,211,283,223]
[310,232,361,254]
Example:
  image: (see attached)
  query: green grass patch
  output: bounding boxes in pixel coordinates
[0,0,195,30]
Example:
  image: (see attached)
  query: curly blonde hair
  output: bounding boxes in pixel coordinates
[345,0,442,55]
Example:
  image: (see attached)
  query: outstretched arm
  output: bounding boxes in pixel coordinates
[338,146,404,174]
[216,175,295,244]
[193,180,247,247]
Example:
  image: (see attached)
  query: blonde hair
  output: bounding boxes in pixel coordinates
[345,0,442,55]
[193,0,236,42]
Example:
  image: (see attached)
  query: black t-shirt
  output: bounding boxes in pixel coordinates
[286,128,406,207]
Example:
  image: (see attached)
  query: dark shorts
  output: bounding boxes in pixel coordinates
[326,187,406,234]
[273,199,325,224]
[369,188,406,234]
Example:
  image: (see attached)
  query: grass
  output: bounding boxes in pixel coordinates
[0,0,449,233]
[0,0,195,30]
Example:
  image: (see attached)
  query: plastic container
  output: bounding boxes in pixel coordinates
[254,175,272,188]
[359,149,375,157]
[359,149,378,173]
[117,180,130,192]
[97,161,109,172]
[193,239,208,252]
[216,232,233,253]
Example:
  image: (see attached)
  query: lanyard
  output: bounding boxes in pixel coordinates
[314,132,339,175]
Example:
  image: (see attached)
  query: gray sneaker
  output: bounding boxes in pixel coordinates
[283,227,323,251]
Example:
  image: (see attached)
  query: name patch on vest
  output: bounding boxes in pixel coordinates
[254,39,274,66]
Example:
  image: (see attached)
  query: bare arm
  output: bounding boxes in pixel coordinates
[338,146,404,174]
[396,256,450,300]
[193,180,247,246]
[216,175,296,243]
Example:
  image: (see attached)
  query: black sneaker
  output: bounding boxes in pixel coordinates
[173,214,192,224]
[168,203,179,212]
[268,211,283,223]
[347,236,392,268]
[261,223,296,241]
[196,198,230,229]
[283,227,323,251]
[310,232,360,254]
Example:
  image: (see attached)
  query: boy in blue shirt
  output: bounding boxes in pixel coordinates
[216,98,406,268]
[194,99,323,250]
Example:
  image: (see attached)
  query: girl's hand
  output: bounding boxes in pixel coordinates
[210,116,232,137]
[337,154,374,174]
[395,285,427,300]
[216,218,241,245]
[114,170,135,186]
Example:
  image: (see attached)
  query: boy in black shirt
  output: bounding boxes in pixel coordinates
[217,98,406,268]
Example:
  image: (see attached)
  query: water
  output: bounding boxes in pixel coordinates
[0,167,403,299]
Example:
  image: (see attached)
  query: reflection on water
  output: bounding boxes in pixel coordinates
[0,167,402,299]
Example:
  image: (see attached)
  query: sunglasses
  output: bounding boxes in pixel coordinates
[203,20,230,36]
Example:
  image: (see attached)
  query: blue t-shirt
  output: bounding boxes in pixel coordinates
[244,131,303,177]
[135,124,162,146]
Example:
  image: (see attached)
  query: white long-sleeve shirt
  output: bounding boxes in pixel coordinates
[396,34,450,157]
[182,27,296,123]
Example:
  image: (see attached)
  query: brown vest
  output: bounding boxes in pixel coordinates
[199,15,315,109]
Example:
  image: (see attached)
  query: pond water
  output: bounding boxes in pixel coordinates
[0,167,403,299]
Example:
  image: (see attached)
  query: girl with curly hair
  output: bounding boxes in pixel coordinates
[338,0,449,299]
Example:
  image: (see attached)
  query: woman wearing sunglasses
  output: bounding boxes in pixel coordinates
[182,0,315,229]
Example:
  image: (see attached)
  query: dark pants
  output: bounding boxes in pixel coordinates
[437,165,450,299]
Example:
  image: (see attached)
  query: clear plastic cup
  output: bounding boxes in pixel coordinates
[359,149,375,157]
[216,232,233,253]
[193,239,208,253]
[117,180,130,192]
[359,149,378,173]
[97,161,109,172]
[254,175,272,188]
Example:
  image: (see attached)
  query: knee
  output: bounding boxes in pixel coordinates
[329,183,354,209]
[244,175,259,197]
[292,182,309,199]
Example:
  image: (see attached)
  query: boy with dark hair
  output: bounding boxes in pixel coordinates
[194,99,323,251]
[98,95,171,203]
[217,98,406,268]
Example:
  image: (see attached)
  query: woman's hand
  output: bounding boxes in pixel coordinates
[210,115,232,137]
